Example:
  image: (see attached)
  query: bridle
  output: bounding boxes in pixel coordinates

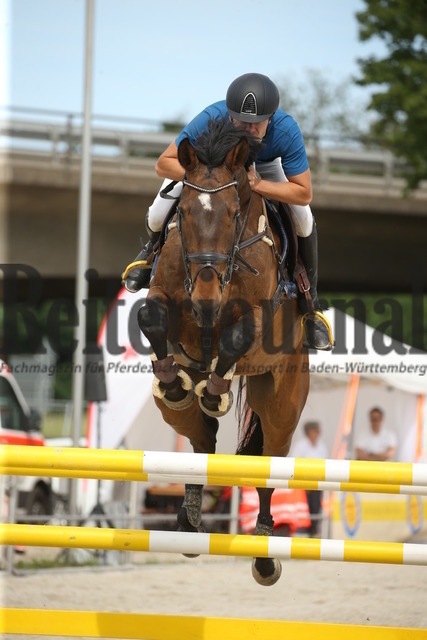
[182,179,238,194]
[177,177,253,295]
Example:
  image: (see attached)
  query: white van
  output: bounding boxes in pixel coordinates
[0,359,55,518]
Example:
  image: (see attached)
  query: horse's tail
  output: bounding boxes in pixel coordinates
[236,378,264,456]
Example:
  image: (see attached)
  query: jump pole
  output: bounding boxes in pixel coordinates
[2,524,427,565]
[1,609,425,640]
[2,465,427,495]
[2,445,427,488]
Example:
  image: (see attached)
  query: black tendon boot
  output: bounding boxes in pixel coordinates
[122,215,160,293]
[297,221,333,351]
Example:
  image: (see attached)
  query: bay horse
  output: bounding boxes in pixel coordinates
[138,118,309,586]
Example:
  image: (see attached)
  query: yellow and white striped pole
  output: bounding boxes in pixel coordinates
[1,524,427,566]
[2,465,426,495]
[2,446,427,488]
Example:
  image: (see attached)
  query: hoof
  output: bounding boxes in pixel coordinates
[177,506,205,558]
[177,526,206,558]
[161,385,195,411]
[198,390,233,417]
[153,370,196,411]
[251,558,282,586]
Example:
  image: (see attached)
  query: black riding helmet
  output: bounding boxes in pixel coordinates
[226,73,280,123]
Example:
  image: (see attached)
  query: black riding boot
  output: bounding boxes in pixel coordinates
[297,221,333,351]
[122,216,160,293]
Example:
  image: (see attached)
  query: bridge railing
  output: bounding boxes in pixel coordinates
[1,109,424,195]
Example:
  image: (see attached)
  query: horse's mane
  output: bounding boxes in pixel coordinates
[193,118,263,170]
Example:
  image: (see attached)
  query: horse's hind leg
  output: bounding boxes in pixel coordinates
[251,487,282,586]
[246,362,309,586]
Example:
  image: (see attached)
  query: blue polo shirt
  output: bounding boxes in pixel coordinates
[175,100,309,177]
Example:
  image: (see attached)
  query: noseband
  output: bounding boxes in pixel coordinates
[177,178,247,295]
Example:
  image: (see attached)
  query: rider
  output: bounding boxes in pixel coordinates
[122,73,333,351]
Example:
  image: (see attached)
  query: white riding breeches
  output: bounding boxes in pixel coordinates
[148,179,184,233]
[255,158,313,237]
[147,159,313,237]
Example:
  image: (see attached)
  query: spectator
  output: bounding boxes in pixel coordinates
[355,407,397,461]
[293,420,328,536]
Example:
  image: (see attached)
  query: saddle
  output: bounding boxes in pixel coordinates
[263,199,315,312]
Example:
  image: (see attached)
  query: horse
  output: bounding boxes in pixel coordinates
[138,118,309,586]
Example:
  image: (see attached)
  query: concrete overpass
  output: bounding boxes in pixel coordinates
[1,117,426,301]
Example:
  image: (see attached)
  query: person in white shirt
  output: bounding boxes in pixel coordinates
[355,407,397,462]
[293,420,328,536]
[293,420,328,459]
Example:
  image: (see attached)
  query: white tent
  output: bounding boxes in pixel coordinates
[86,287,426,463]
[294,307,426,462]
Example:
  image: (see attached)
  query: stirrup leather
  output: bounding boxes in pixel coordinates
[301,310,335,347]
[121,259,152,282]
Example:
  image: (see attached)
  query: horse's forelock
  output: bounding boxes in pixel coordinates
[193,118,262,170]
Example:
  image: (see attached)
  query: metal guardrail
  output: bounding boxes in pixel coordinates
[2,111,427,199]
[0,117,173,157]
[0,113,404,176]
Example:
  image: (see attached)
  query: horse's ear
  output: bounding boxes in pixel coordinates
[225,138,249,173]
[178,138,198,172]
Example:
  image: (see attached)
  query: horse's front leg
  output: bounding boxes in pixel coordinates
[137,295,195,409]
[197,309,258,417]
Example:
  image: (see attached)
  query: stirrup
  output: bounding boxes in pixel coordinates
[301,310,334,350]
[121,259,151,282]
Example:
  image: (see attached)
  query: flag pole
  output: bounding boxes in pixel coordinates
[69,0,95,523]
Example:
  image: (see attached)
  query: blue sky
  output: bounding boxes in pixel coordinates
[2,0,385,125]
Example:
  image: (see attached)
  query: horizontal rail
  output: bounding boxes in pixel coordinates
[1,446,427,487]
[2,524,427,566]
[2,115,423,191]
[1,609,425,640]
[3,465,427,496]
[0,116,394,162]
[0,117,172,147]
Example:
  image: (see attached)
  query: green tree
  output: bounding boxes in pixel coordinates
[356,0,427,189]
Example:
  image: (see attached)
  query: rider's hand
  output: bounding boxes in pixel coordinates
[248,164,261,191]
